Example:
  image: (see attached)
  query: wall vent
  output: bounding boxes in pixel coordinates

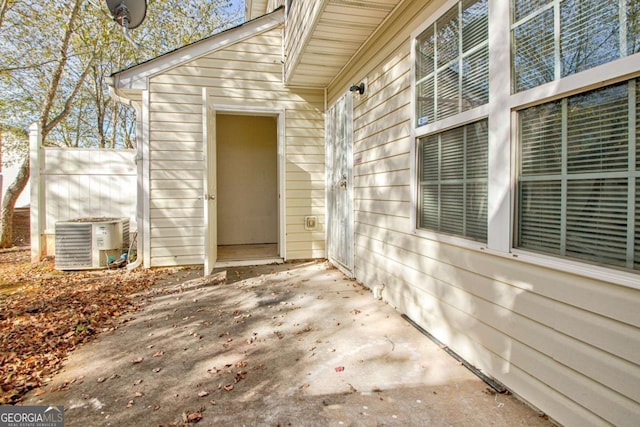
[55,218,130,270]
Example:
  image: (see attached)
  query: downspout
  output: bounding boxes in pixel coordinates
[106,81,144,271]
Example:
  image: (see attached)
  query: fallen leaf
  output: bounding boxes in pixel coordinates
[126,400,134,408]
[153,351,164,357]
[197,391,209,397]
[187,412,203,422]
[234,371,246,383]
[133,379,143,385]
[223,384,234,391]
[134,391,143,397]
[152,368,161,373]
[132,357,144,364]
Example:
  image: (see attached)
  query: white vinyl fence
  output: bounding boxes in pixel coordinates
[29,123,137,262]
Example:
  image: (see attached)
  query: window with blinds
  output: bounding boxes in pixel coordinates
[415,0,488,127]
[516,79,640,271]
[418,119,488,242]
[512,0,640,93]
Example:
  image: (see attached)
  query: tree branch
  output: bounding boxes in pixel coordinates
[43,53,96,135]
[39,0,83,136]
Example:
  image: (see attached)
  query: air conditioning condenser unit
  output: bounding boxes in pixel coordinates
[55,218,130,270]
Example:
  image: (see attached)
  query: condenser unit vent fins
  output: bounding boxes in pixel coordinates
[55,222,93,270]
[54,218,129,270]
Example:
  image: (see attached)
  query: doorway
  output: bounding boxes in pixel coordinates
[215,114,279,261]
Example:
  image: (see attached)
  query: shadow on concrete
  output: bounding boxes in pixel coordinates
[24,260,552,426]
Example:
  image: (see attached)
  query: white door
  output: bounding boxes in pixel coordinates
[202,90,217,274]
[326,93,354,275]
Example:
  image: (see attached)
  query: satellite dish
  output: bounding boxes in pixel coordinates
[106,0,147,30]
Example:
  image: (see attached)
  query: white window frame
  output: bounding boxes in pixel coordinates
[409,0,640,288]
[510,0,637,93]
[509,27,640,288]
[410,0,491,251]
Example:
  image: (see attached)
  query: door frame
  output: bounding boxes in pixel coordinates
[202,90,285,273]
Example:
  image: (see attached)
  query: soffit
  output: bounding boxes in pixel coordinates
[287,0,402,88]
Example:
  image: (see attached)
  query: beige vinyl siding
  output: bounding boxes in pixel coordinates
[247,0,268,20]
[267,0,284,13]
[147,26,324,267]
[285,109,326,258]
[283,0,322,84]
[329,1,640,426]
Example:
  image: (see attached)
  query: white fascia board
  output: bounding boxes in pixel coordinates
[111,9,284,92]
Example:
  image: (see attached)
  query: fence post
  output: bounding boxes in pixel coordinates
[29,123,44,263]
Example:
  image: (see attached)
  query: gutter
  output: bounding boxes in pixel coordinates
[106,79,144,271]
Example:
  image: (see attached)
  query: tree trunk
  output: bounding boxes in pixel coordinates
[0,155,29,248]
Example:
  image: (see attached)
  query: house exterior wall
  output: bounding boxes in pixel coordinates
[267,0,285,13]
[246,0,268,20]
[328,1,640,426]
[146,26,325,266]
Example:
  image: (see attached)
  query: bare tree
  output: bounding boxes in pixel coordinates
[0,0,94,247]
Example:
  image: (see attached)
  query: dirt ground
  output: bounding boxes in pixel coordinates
[15,259,554,427]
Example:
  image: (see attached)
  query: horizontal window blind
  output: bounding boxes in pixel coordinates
[567,84,628,173]
[512,8,555,92]
[513,0,550,22]
[415,0,488,127]
[560,0,620,77]
[511,0,637,93]
[517,80,639,271]
[419,120,488,242]
[628,2,640,56]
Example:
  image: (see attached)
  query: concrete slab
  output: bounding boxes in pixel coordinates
[24,260,554,426]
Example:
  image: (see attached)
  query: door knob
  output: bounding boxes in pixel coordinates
[338,174,347,188]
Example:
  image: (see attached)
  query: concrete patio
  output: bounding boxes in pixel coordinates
[24,260,554,426]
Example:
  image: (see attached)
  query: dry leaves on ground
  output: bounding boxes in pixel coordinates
[0,248,160,404]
